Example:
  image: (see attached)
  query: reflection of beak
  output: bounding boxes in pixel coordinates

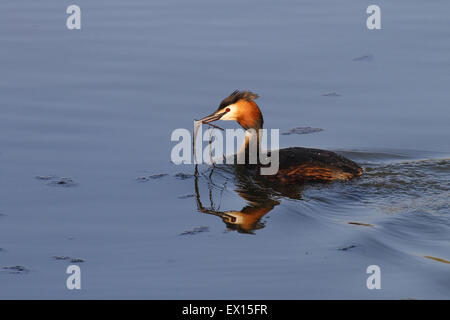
[198,111,227,124]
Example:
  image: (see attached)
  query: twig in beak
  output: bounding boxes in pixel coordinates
[206,123,224,131]
[193,120,224,131]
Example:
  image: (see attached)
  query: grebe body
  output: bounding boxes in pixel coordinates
[260,147,362,183]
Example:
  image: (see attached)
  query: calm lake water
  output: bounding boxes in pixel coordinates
[0,0,449,299]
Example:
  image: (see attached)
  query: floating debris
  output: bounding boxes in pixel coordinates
[53,256,71,260]
[136,173,168,182]
[35,175,57,181]
[36,175,77,187]
[53,256,84,263]
[282,127,324,136]
[174,172,194,180]
[424,256,450,264]
[339,245,357,251]
[348,222,374,227]
[353,54,374,62]
[178,194,195,199]
[2,265,29,274]
[149,173,168,179]
[179,226,209,236]
[321,92,341,97]
[47,178,77,187]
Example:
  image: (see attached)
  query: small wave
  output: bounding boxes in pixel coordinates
[335,148,450,165]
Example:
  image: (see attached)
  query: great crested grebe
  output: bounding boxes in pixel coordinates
[198,90,363,183]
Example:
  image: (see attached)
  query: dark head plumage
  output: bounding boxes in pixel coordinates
[218,90,259,110]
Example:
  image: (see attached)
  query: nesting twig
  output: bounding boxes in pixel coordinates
[208,125,215,168]
[193,121,226,172]
[204,122,224,131]
[203,122,224,166]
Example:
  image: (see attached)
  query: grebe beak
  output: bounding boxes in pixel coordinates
[197,110,227,124]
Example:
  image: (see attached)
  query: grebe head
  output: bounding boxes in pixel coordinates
[199,90,263,130]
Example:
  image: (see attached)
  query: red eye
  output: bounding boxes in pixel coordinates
[226,108,230,112]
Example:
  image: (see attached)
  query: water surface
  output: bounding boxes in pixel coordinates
[0,0,449,299]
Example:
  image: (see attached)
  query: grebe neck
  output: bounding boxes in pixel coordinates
[237,128,263,162]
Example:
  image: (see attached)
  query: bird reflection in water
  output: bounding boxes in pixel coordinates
[194,164,307,234]
[192,90,363,233]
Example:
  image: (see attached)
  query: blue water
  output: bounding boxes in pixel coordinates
[0,0,449,299]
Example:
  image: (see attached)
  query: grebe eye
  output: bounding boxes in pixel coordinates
[226,108,230,112]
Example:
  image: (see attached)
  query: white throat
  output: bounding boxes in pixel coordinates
[237,129,262,161]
